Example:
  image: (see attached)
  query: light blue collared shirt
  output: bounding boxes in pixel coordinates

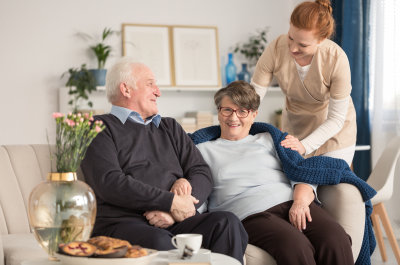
[110,105,161,127]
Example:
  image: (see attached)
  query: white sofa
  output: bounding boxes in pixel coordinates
[0,144,366,265]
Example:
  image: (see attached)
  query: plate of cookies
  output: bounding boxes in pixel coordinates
[55,236,158,265]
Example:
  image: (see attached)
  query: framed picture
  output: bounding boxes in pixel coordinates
[172,26,221,87]
[122,24,173,86]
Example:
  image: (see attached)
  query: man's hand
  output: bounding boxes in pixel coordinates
[280,134,306,155]
[170,178,192,195]
[170,194,199,222]
[144,210,175,228]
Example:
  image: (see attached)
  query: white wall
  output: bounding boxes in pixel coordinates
[0,0,301,145]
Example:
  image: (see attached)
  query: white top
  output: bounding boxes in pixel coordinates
[197,133,317,220]
[295,60,311,81]
[300,97,350,155]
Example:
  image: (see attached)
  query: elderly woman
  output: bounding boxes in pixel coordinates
[191,81,375,265]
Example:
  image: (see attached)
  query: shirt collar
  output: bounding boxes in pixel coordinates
[110,105,161,127]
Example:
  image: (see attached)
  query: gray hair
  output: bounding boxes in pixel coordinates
[214,81,260,111]
[105,57,146,103]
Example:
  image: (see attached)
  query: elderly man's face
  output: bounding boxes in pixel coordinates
[218,96,257,141]
[129,66,161,120]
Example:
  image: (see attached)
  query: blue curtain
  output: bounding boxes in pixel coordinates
[332,0,371,180]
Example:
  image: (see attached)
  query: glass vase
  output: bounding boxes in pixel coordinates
[28,172,96,260]
[237,63,251,83]
[225,53,237,85]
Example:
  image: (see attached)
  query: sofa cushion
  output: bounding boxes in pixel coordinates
[245,244,276,265]
[318,183,365,260]
[2,234,46,265]
[0,145,53,235]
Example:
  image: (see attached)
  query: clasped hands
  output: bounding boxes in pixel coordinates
[144,178,197,228]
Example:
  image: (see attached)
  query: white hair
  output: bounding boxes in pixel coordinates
[105,57,147,103]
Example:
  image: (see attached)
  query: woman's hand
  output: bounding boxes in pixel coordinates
[170,178,192,195]
[144,210,175,228]
[290,183,315,231]
[280,135,306,155]
[289,200,312,231]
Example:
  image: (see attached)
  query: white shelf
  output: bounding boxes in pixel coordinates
[160,86,219,92]
[160,85,282,93]
[355,145,371,151]
[59,85,284,123]
[87,86,281,93]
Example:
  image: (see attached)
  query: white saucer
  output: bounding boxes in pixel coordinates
[168,248,211,262]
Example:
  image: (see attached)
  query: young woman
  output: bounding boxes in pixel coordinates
[251,0,356,165]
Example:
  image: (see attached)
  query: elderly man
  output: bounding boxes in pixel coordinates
[80,57,248,263]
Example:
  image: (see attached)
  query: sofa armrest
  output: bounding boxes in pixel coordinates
[0,236,4,265]
[317,183,365,261]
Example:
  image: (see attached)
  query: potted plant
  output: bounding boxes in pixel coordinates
[89,27,116,86]
[275,108,283,129]
[63,64,97,113]
[233,27,269,68]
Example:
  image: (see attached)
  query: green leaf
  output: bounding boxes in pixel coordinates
[232,26,269,66]
[89,27,115,69]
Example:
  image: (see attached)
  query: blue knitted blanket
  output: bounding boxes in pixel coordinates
[189,122,376,265]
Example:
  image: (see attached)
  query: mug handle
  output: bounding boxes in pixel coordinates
[171,236,178,248]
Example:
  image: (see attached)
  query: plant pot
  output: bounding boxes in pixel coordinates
[275,113,282,130]
[28,172,96,260]
[89,69,107,86]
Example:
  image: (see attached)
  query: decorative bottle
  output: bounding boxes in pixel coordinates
[225,53,237,85]
[237,63,251,83]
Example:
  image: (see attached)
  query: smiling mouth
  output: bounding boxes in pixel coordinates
[228,124,240,127]
[291,52,301,56]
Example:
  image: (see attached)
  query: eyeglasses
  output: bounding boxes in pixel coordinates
[218,107,251,118]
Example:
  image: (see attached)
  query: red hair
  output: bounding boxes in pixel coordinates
[290,0,335,40]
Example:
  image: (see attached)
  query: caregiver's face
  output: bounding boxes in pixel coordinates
[218,96,258,141]
[288,24,322,65]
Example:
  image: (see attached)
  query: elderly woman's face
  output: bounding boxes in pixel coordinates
[218,96,258,141]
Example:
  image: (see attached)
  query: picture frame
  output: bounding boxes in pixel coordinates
[172,26,221,87]
[121,24,221,88]
[122,24,173,86]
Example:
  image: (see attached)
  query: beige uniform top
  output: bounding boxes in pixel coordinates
[252,34,357,156]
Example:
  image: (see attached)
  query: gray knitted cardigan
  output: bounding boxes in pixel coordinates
[189,122,376,265]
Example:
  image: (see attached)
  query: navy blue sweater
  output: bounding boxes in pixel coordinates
[81,114,212,219]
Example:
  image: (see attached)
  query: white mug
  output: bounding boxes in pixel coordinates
[171,233,203,254]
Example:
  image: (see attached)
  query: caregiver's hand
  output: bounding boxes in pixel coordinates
[281,135,306,155]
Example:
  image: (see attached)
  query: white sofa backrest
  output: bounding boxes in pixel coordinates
[0,145,54,235]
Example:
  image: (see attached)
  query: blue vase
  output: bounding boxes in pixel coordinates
[225,53,237,85]
[237,63,251,83]
[89,69,107,86]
